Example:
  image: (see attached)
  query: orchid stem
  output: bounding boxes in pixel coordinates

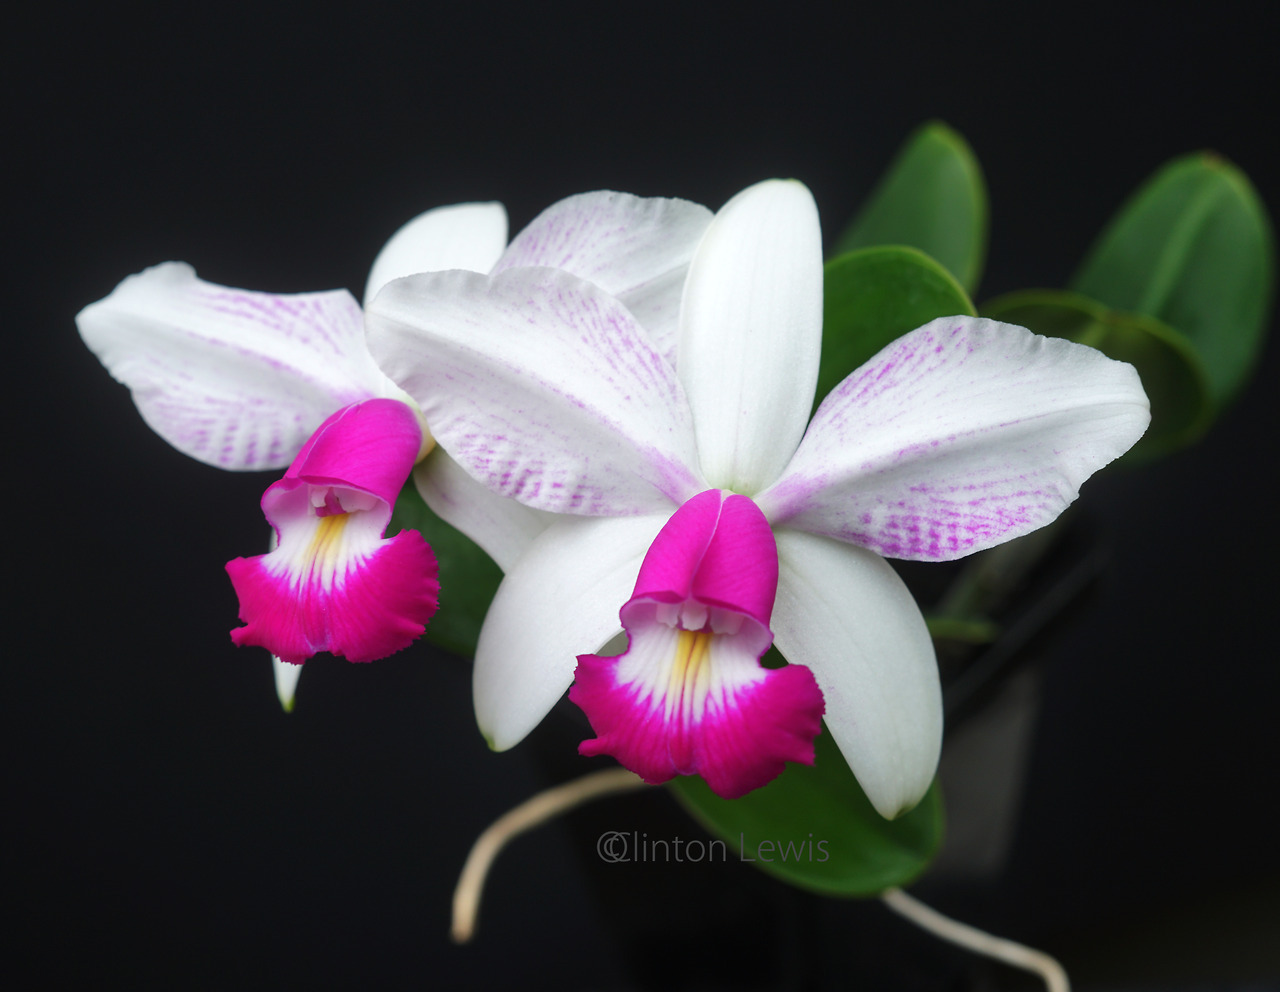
[881,887,1070,992]
[451,767,648,943]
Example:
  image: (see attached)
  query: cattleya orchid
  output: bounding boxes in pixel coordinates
[76,193,714,693]
[365,180,1150,817]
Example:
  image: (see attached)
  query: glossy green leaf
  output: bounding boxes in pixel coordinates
[670,722,943,896]
[982,289,1212,460]
[817,246,976,410]
[1071,153,1275,407]
[387,478,501,658]
[834,120,988,293]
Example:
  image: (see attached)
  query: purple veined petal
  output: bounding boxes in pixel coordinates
[758,317,1151,561]
[492,190,712,357]
[771,529,941,820]
[367,266,705,516]
[571,490,824,798]
[412,448,556,573]
[473,513,669,750]
[363,202,509,304]
[226,398,438,664]
[616,267,692,368]
[77,262,399,471]
[677,180,824,495]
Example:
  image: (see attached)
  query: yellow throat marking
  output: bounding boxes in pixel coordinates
[665,629,714,719]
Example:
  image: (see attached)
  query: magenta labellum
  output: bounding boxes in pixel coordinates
[571,490,825,798]
[226,398,439,664]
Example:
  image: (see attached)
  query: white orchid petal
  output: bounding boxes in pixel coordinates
[677,180,824,494]
[493,191,711,356]
[76,263,396,470]
[412,449,556,573]
[367,266,704,515]
[760,317,1151,561]
[363,202,508,304]
[616,266,688,365]
[771,529,941,819]
[273,656,302,712]
[475,514,668,750]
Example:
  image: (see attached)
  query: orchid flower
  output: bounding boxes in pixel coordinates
[366,179,1150,817]
[76,194,713,685]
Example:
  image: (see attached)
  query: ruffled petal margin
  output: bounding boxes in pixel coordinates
[226,398,438,664]
[228,526,438,664]
[573,630,823,799]
[572,490,824,799]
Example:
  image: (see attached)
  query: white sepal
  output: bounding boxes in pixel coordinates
[771,529,941,819]
[474,514,668,750]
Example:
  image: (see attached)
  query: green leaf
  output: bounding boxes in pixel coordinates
[982,289,1212,460]
[386,473,502,658]
[834,120,988,293]
[817,246,976,410]
[1071,152,1275,407]
[670,724,943,896]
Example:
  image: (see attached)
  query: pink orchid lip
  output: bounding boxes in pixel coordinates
[226,398,439,665]
[571,490,824,798]
[623,488,778,638]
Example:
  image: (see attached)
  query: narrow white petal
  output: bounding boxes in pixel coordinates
[77,263,397,470]
[677,180,823,494]
[273,656,302,712]
[759,317,1151,560]
[412,449,555,573]
[475,514,669,750]
[363,202,508,304]
[493,190,711,358]
[368,267,704,515]
[771,529,941,819]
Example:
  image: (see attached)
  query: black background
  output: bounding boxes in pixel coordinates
[11,2,1279,988]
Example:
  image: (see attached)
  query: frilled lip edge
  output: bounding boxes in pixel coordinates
[569,488,825,798]
[226,397,439,664]
[227,521,439,664]
[572,625,824,798]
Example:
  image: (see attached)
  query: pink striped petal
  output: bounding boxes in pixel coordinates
[570,490,824,798]
[367,266,704,516]
[76,263,398,471]
[492,191,712,360]
[412,449,555,573]
[225,398,438,663]
[758,317,1151,560]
